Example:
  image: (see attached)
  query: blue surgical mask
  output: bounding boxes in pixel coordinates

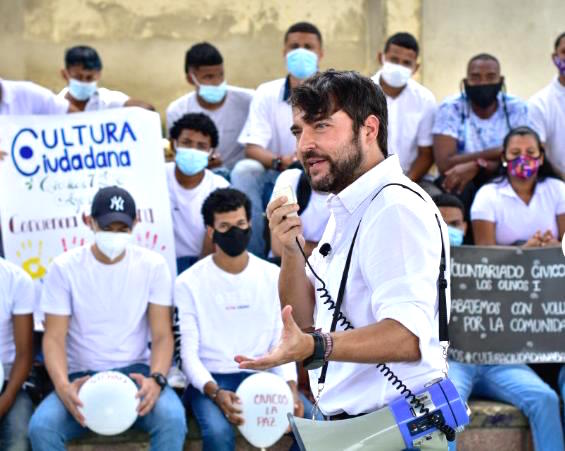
[447,226,464,247]
[286,48,318,80]
[175,147,209,176]
[191,74,227,104]
[68,78,97,101]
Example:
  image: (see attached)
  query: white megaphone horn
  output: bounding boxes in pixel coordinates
[288,378,470,451]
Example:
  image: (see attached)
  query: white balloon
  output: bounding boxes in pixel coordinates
[78,371,139,435]
[236,372,294,448]
[0,361,4,393]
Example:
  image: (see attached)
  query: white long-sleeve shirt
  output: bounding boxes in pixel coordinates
[175,254,297,393]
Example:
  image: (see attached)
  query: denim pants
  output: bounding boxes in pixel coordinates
[448,361,564,451]
[231,159,280,258]
[184,372,320,451]
[0,389,33,451]
[28,363,187,451]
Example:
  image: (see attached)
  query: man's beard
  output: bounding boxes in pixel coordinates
[303,136,364,194]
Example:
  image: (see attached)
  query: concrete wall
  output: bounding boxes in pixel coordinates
[1,0,562,119]
[421,0,564,103]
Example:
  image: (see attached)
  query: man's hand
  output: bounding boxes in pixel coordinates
[540,229,560,247]
[215,389,244,425]
[235,306,314,370]
[267,197,304,255]
[524,230,543,248]
[56,376,90,426]
[207,153,223,169]
[442,161,479,194]
[287,381,304,418]
[130,373,162,416]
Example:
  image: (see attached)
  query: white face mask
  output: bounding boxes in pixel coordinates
[94,231,132,261]
[380,59,413,88]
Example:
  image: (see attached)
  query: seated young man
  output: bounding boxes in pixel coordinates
[28,186,186,451]
[167,113,230,274]
[175,188,316,451]
[166,42,253,171]
[0,257,34,451]
[59,45,154,111]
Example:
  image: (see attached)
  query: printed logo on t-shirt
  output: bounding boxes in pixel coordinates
[109,195,125,211]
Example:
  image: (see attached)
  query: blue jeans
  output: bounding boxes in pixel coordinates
[448,361,564,451]
[0,389,33,451]
[28,363,187,451]
[176,256,199,275]
[184,372,320,451]
[231,159,279,257]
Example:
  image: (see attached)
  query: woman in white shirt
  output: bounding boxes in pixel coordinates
[471,126,565,246]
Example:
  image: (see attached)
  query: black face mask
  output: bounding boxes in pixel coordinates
[213,226,251,257]
[463,79,503,109]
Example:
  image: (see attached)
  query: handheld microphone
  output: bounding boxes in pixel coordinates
[319,243,331,257]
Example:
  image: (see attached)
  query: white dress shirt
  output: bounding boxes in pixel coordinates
[237,77,296,157]
[372,72,436,173]
[306,155,450,416]
[0,80,69,115]
[528,76,565,175]
[58,86,129,111]
[175,254,297,393]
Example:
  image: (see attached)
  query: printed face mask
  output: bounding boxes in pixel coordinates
[506,155,541,179]
[68,78,97,101]
[175,147,209,175]
[286,48,318,80]
[213,226,251,257]
[95,231,131,260]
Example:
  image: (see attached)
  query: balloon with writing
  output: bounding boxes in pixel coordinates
[236,372,293,449]
[78,371,139,435]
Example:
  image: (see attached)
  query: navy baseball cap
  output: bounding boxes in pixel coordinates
[91,186,137,228]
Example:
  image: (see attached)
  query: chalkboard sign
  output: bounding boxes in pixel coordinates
[448,246,565,364]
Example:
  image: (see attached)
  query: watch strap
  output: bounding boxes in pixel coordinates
[303,332,326,370]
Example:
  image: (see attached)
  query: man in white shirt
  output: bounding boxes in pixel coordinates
[59,45,154,112]
[529,31,565,178]
[166,42,253,170]
[372,32,436,182]
[237,71,450,425]
[176,188,314,451]
[167,113,230,273]
[232,22,324,257]
[0,257,34,451]
[28,186,186,451]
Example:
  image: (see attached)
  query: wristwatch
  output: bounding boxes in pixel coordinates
[150,372,168,391]
[271,157,282,171]
[303,332,326,370]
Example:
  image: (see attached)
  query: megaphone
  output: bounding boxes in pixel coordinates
[289,378,470,451]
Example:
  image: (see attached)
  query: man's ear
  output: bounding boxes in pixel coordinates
[186,72,195,86]
[363,114,380,145]
[377,51,384,66]
[130,219,138,231]
[206,225,215,241]
[412,62,420,75]
[462,222,468,235]
[61,69,69,83]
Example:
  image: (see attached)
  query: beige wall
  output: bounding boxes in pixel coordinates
[1,0,562,120]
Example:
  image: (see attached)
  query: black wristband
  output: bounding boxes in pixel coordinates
[303,332,326,370]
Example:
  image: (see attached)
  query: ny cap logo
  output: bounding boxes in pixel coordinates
[109,195,125,212]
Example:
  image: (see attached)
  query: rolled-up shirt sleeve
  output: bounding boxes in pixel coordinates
[237,85,272,148]
[359,200,444,364]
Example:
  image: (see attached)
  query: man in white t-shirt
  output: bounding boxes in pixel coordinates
[167,113,230,273]
[371,32,436,182]
[0,79,73,116]
[176,188,315,451]
[232,22,324,257]
[28,186,186,451]
[58,45,154,112]
[529,31,565,178]
[0,257,34,451]
[166,42,253,170]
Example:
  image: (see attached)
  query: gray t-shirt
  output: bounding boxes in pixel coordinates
[166,86,254,169]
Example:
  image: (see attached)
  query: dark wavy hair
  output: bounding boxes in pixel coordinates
[169,112,219,148]
[201,188,252,227]
[491,126,560,183]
